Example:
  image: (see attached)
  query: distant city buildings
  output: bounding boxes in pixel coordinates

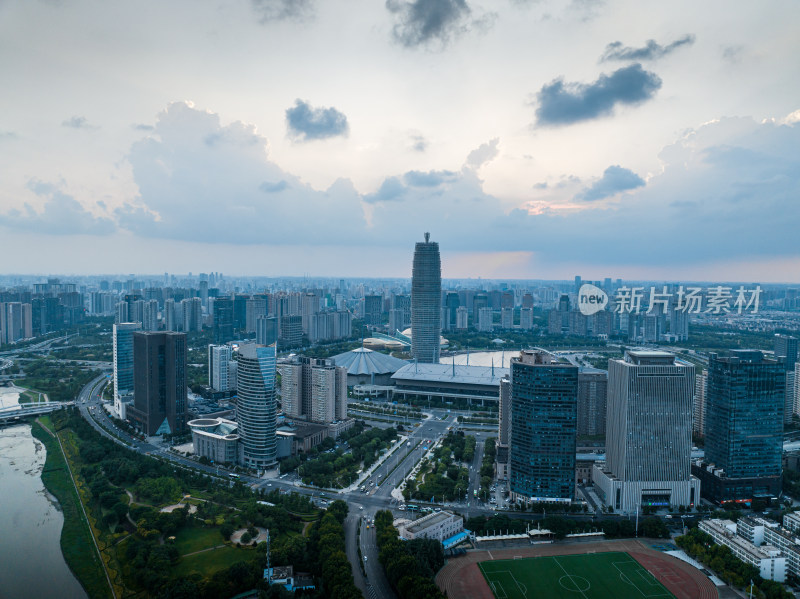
[411,233,441,364]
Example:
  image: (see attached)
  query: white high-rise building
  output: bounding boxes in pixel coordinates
[113,322,142,418]
[456,306,469,330]
[593,350,699,513]
[519,307,533,331]
[694,369,708,436]
[208,344,234,392]
[280,357,347,424]
[477,307,493,332]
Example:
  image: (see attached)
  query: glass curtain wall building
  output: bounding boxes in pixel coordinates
[235,343,278,469]
[509,350,578,504]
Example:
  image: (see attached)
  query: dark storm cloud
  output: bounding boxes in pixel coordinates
[386,0,484,48]
[600,35,695,62]
[62,116,98,130]
[534,63,662,126]
[0,180,114,235]
[251,0,314,22]
[285,100,349,142]
[575,165,645,201]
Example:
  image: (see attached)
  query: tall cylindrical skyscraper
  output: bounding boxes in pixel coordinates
[411,232,441,364]
[235,343,278,469]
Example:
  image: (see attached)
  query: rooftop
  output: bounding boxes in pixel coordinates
[405,511,457,534]
[392,362,509,387]
[332,346,408,376]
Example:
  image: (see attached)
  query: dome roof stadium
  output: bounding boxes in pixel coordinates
[332,347,408,376]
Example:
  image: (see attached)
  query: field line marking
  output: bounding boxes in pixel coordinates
[552,557,589,599]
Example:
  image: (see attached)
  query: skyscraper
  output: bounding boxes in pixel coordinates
[280,357,347,424]
[208,344,234,392]
[694,350,785,503]
[593,351,698,513]
[128,331,187,436]
[509,350,578,504]
[576,370,608,437]
[411,232,441,364]
[113,322,142,418]
[235,343,278,469]
[213,297,234,344]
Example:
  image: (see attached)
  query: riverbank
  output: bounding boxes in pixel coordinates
[31,417,111,599]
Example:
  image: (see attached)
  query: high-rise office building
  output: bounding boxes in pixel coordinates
[128,331,187,436]
[576,370,608,436]
[411,233,441,364]
[593,351,698,513]
[213,297,234,344]
[279,315,303,348]
[256,315,278,346]
[235,343,278,469]
[509,350,578,504]
[113,322,142,418]
[363,295,383,326]
[775,335,798,424]
[693,350,785,503]
[245,297,268,333]
[477,307,493,332]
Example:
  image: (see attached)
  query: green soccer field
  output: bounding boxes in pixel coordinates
[478,552,676,599]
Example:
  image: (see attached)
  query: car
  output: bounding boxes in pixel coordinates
[359,506,364,510]
[364,556,367,561]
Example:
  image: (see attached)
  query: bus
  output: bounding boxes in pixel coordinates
[406,504,419,512]
[229,473,240,479]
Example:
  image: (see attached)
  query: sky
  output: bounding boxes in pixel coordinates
[1,0,799,281]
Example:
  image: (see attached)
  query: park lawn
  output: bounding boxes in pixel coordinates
[19,389,46,403]
[174,524,225,555]
[174,545,253,578]
[479,552,675,599]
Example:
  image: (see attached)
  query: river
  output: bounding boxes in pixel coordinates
[0,387,87,599]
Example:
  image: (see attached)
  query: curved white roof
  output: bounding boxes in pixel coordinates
[332,347,408,376]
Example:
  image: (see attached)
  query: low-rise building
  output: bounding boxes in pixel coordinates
[699,518,786,582]
[398,511,463,544]
[188,417,240,465]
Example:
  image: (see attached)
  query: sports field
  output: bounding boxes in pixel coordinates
[478,551,676,599]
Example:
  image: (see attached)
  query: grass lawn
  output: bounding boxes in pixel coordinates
[478,552,675,599]
[174,524,225,555]
[174,545,253,578]
[19,389,47,403]
[31,419,112,599]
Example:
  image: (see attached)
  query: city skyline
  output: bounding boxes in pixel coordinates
[0,1,798,280]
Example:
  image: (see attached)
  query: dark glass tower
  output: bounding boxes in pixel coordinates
[509,350,578,504]
[411,232,441,364]
[696,350,785,503]
[129,331,187,436]
[213,297,234,344]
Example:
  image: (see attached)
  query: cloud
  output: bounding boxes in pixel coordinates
[410,134,428,152]
[722,45,745,64]
[116,101,365,245]
[364,177,407,203]
[132,123,154,131]
[285,99,349,142]
[0,180,114,235]
[534,63,662,126]
[251,0,314,22]
[62,116,98,130]
[386,0,493,48]
[92,103,798,273]
[0,131,18,140]
[574,165,645,201]
[259,180,289,193]
[600,35,695,62]
[465,138,499,169]
[403,169,457,186]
